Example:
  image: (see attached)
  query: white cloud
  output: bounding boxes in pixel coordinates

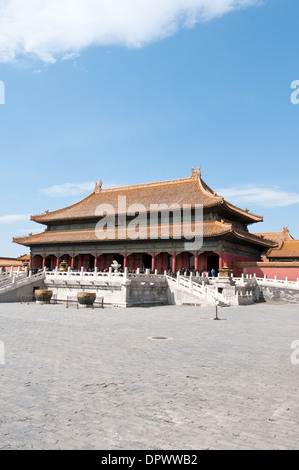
[62,52,80,61]
[40,181,95,197]
[216,185,299,209]
[0,214,30,224]
[0,0,260,63]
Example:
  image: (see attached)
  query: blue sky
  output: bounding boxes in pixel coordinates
[0,0,299,257]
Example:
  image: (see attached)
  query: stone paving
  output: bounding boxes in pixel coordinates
[0,301,298,450]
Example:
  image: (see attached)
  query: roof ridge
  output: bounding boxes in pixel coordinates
[254,230,293,236]
[197,176,223,200]
[101,176,194,192]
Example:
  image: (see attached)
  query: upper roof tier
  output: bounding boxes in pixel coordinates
[31,168,263,225]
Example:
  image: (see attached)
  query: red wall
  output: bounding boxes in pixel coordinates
[235,264,299,281]
[223,253,258,271]
[1,266,21,272]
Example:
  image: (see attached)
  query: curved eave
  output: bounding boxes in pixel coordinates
[12,221,273,249]
[31,200,260,225]
[222,201,263,224]
[230,229,277,248]
[30,191,96,224]
[31,201,224,224]
[13,221,233,247]
[13,236,31,246]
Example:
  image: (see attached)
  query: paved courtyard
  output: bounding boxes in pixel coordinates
[0,301,298,450]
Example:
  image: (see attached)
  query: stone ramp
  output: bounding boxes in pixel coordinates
[0,270,46,303]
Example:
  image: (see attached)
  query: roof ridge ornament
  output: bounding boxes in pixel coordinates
[95,181,103,194]
[190,167,201,179]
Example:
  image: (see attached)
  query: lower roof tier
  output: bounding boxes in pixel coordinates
[13,221,276,249]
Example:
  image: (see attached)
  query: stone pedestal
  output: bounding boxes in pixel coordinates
[215,265,236,304]
[218,265,233,280]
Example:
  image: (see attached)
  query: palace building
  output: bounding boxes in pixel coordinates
[257,228,299,262]
[0,255,29,272]
[13,168,276,274]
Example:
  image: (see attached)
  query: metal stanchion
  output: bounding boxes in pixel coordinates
[214,302,220,321]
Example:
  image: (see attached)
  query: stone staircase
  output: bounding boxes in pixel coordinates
[166,274,231,307]
[0,269,46,303]
[0,269,28,288]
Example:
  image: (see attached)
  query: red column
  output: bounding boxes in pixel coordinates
[29,254,32,269]
[176,253,181,270]
[56,255,60,268]
[157,254,163,273]
[71,254,75,269]
[199,253,205,272]
[172,252,176,273]
[185,252,190,269]
[164,253,168,272]
[194,251,199,271]
[94,254,98,269]
[151,252,155,272]
[131,254,136,271]
[219,251,224,270]
[177,253,184,270]
[124,252,127,269]
[223,252,233,268]
[160,255,165,273]
[42,255,46,269]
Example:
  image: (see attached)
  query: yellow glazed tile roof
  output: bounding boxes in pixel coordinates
[267,240,299,258]
[30,169,263,224]
[0,257,23,267]
[13,220,275,248]
[254,227,293,246]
